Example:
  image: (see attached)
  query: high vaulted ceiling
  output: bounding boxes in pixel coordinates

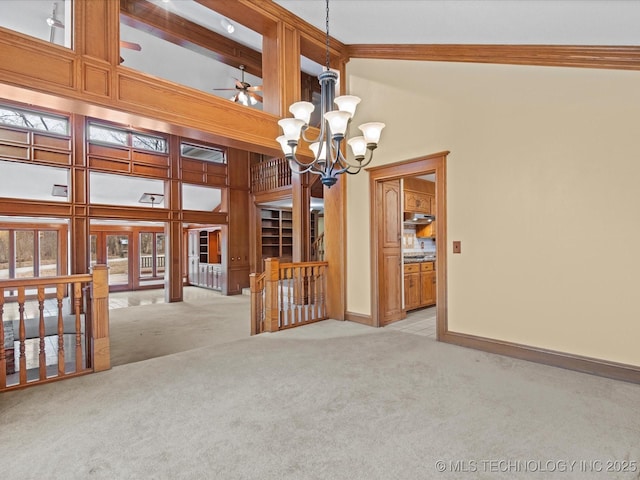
[274,0,640,46]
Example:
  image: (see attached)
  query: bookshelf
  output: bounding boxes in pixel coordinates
[260,208,293,261]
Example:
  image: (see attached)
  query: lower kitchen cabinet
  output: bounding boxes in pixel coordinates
[404,264,421,310]
[404,261,436,311]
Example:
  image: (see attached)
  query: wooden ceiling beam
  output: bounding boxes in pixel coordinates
[119,0,262,76]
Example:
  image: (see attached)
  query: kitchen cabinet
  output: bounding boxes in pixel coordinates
[403,177,435,215]
[404,191,432,214]
[403,264,421,310]
[404,261,436,311]
[420,262,436,306]
[416,220,436,238]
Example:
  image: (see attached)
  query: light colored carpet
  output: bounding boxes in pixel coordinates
[1,311,639,479]
[108,293,250,367]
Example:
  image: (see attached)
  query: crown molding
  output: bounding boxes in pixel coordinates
[346,44,640,70]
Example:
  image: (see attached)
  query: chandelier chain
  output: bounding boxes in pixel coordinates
[325,0,330,70]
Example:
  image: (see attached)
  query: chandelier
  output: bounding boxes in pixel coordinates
[276,0,385,188]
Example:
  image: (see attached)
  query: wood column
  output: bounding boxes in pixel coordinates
[167,138,183,302]
[77,0,120,64]
[226,148,251,294]
[323,60,349,320]
[70,114,89,275]
[90,264,110,372]
[324,178,346,320]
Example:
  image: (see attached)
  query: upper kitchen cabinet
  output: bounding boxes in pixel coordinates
[404,177,435,215]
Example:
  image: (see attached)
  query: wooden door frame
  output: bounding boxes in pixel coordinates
[369,151,449,338]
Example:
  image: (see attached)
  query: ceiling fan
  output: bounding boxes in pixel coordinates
[213,65,263,106]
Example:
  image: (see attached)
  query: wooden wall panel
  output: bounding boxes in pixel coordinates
[33,134,72,150]
[116,73,280,152]
[88,143,130,159]
[0,145,29,160]
[88,157,129,173]
[132,150,169,166]
[82,62,111,98]
[32,149,71,165]
[0,39,75,88]
[0,128,29,144]
[131,163,169,178]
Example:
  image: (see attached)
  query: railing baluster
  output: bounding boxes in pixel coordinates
[0,286,6,388]
[314,266,321,320]
[38,286,46,380]
[56,283,65,376]
[18,287,26,385]
[0,270,107,391]
[73,282,82,372]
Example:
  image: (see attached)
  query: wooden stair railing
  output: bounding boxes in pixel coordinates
[250,258,328,334]
[0,265,110,391]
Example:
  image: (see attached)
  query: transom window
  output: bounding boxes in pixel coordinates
[88,122,168,153]
[0,105,69,135]
[180,142,226,164]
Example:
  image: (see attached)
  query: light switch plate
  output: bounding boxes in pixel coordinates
[453,241,461,254]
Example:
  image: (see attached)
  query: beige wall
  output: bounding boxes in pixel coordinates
[346,59,640,366]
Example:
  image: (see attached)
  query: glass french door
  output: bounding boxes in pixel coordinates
[90,232,132,291]
[139,232,165,287]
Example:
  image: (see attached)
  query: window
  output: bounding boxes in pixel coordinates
[139,232,165,280]
[89,172,165,208]
[182,184,223,211]
[0,227,62,279]
[0,105,69,135]
[180,142,226,164]
[88,124,128,147]
[0,161,70,203]
[0,0,73,49]
[88,123,167,153]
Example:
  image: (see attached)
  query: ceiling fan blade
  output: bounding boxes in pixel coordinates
[120,40,142,51]
[234,79,245,90]
[248,92,264,104]
[212,88,238,91]
[247,85,263,92]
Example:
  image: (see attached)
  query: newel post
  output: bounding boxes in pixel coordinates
[90,264,111,372]
[264,258,280,332]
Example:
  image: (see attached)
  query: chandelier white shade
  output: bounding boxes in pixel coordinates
[276,0,385,188]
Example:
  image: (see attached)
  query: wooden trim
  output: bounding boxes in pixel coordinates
[441,331,640,385]
[344,311,373,327]
[346,44,640,71]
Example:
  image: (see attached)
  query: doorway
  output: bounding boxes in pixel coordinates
[369,151,448,339]
[90,224,166,292]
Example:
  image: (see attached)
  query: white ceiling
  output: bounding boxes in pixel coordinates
[274,0,640,45]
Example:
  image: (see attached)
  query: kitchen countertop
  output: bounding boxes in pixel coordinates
[403,255,436,264]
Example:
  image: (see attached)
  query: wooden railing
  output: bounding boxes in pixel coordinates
[250,258,328,334]
[250,157,291,193]
[0,265,110,391]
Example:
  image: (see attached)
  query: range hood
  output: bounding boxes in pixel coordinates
[403,212,435,224]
